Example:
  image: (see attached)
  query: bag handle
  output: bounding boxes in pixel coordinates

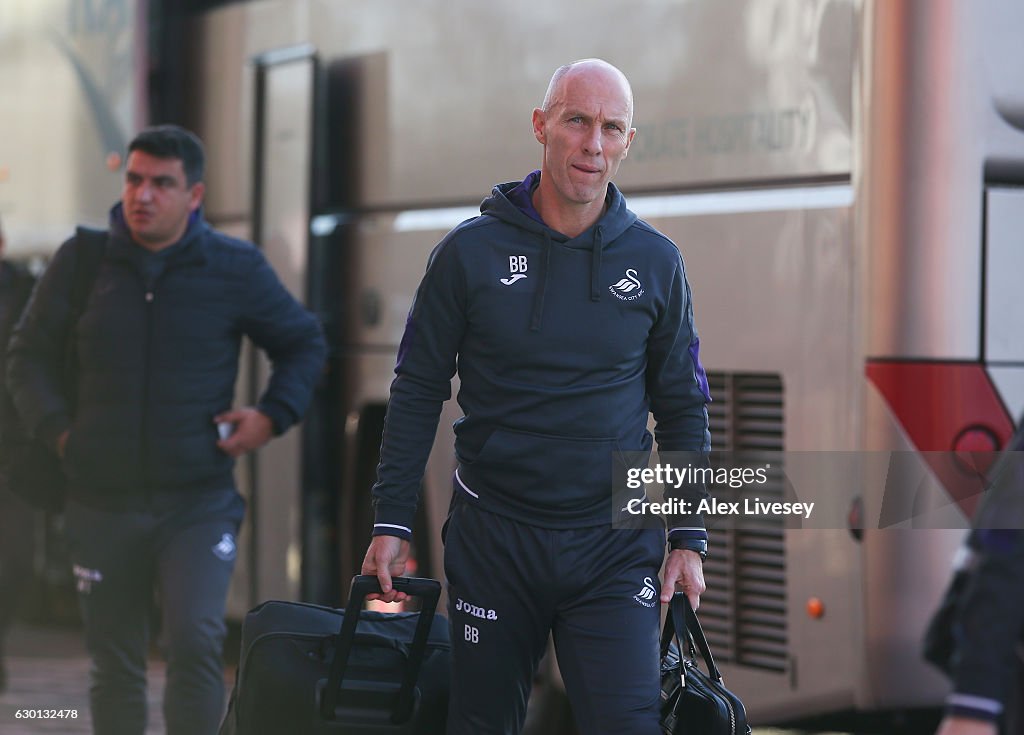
[320,575,441,723]
[662,592,724,683]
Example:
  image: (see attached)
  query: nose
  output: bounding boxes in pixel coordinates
[135,181,154,202]
[582,124,603,155]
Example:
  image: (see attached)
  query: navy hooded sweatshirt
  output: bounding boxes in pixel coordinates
[372,177,711,538]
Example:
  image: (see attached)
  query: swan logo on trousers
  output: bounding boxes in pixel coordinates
[633,577,658,608]
[212,533,237,561]
[609,268,644,301]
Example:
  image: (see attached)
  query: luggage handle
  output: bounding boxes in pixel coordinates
[320,575,442,723]
[661,592,724,683]
[349,574,442,602]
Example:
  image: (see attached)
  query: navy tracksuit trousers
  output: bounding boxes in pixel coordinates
[443,490,666,735]
[64,490,244,735]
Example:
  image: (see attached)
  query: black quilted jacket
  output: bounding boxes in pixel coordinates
[6,205,325,507]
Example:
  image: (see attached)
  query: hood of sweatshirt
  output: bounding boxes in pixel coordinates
[480,176,638,331]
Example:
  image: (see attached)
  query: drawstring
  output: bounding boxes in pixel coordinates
[590,226,604,301]
[530,225,604,330]
[529,231,552,331]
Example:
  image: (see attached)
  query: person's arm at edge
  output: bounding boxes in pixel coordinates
[938,531,1024,733]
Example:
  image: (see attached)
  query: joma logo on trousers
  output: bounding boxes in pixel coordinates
[455,597,498,621]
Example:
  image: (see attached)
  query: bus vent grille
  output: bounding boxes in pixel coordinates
[699,372,788,673]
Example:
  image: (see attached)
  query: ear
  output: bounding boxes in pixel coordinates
[623,127,636,158]
[532,108,546,145]
[188,181,206,212]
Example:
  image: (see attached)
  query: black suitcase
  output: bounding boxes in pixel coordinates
[220,576,450,734]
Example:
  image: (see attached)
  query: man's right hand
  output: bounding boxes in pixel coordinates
[361,535,412,603]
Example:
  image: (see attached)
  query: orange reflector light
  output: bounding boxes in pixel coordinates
[807,597,825,619]
[106,152,122,172]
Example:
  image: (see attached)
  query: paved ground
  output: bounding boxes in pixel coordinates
[0,623,243,734]
[0,623,850,735]
[0,624,184,734]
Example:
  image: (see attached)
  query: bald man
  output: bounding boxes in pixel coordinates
[362,60,712,734]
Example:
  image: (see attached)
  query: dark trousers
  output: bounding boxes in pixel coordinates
[65,491,244,735]
[443,492,665,735]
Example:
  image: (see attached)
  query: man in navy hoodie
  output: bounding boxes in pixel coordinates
[363,60,711,734]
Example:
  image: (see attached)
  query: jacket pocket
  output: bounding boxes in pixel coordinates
[462,426,621,513]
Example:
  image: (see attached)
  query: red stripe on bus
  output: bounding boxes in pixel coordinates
[866,361,1014,517]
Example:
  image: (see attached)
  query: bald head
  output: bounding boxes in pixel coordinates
[541,59,634,129]
[530,59,637,236]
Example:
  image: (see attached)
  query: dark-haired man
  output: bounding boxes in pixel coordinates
[7,125,326,735]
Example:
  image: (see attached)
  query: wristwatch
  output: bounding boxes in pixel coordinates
[678,538,708,562]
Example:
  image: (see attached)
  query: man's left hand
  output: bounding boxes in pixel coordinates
[662,548,705,609]
[214,407,274,457]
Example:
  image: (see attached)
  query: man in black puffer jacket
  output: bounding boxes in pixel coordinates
[7,125,326,735]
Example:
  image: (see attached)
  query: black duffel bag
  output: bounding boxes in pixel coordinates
[220,576,450,734]
[660,593,751,735]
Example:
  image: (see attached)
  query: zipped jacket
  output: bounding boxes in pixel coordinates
[6,205,326,507]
